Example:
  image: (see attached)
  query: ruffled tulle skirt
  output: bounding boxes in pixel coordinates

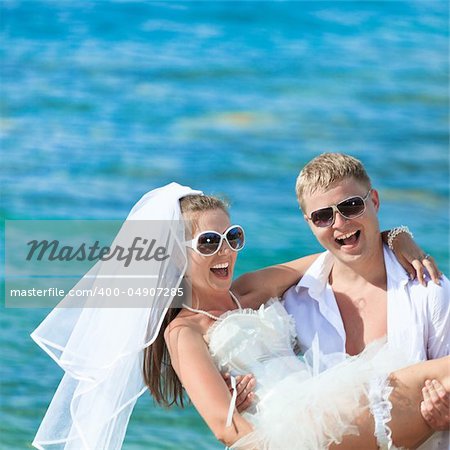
[230,341,407,450]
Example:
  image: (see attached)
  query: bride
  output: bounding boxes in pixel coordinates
[31,183,448,450]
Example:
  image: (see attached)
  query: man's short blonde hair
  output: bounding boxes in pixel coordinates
[296,153,372,211]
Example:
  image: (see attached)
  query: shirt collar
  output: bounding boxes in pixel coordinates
[295,251,334,298]
[295,244,409,297]
[382,244,410,286]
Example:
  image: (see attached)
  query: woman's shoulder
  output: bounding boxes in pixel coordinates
[164,311,210,344]
[164,314,214,377]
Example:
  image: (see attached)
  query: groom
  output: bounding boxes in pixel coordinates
[287,153,449,359]
[234,153,449,449]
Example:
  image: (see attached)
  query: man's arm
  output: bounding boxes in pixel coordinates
[233,229,442,310]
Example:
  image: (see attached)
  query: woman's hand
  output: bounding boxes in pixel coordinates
[383,230,442,286]
[420,379,450,431]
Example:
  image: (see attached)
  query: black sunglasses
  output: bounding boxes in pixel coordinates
[309,190,372,228]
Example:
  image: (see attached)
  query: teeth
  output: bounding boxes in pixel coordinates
[212,262,229,269]
[336,230,358,240]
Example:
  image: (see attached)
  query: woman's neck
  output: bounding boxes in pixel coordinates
[190,288,235,312]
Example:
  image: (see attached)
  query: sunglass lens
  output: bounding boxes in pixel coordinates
[311,208,334,227]
[337,197,365,218]
[226,226,245,250]
[196,232,221,255]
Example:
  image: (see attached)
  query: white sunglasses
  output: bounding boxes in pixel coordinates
[186,225,245,256]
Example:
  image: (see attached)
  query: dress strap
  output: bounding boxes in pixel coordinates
[229,290,243,310]
[181,304,222,321]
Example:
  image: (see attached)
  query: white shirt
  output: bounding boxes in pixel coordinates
[283,245,449,450]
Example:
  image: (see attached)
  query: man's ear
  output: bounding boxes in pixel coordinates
[370,189,380,212]
[303,214,315,233]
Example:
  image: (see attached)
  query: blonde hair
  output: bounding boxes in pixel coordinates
[180,194,229,225]
[296,153,371,210]
[143,193,229,408]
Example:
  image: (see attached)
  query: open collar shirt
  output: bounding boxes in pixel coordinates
[283,245,449,450]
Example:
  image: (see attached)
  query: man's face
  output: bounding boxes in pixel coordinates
[302,177,381,263]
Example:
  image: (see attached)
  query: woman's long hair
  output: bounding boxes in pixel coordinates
[143,194,229,407]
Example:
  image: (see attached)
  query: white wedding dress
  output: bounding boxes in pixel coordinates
[205,300,406,450]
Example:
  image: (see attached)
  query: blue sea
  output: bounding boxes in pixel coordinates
[1,1,448,448]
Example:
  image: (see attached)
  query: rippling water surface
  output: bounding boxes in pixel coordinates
[1,1,448,448]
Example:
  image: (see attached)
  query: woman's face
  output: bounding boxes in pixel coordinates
[186,208,238,295]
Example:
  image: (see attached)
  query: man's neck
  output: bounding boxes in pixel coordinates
[329,244,389,355]
[330,244,387,289]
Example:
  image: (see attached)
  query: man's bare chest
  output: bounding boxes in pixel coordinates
[333,287,388,356]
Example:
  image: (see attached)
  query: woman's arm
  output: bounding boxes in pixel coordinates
[383,229,442,286]
[165,324,253,447]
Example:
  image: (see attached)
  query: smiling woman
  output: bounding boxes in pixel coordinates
[2,0,448,448]
[181,195,241,289]
[30,183,449,450]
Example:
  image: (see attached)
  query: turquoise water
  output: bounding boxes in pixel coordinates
[1,1,448,448]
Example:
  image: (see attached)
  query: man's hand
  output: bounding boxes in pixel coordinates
[420,379,450,431]
[223,373,256,413]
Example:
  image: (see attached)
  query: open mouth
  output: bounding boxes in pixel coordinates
[335,230,361,247]
[210,262,230,278]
